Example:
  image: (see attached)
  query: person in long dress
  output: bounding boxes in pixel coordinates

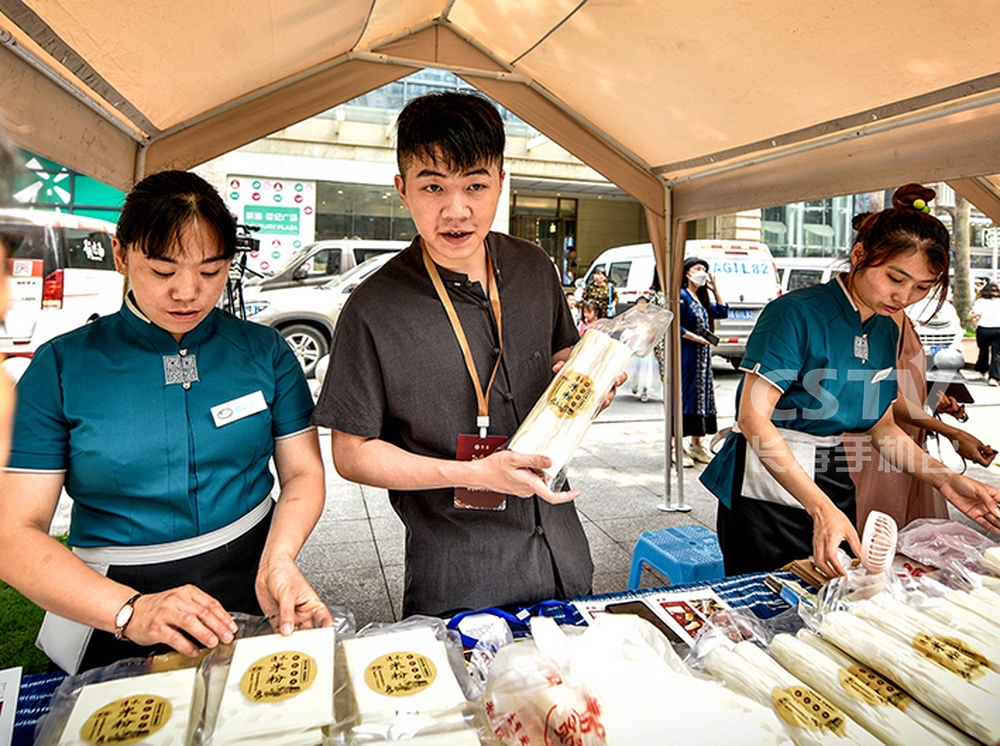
[679,256,727,463]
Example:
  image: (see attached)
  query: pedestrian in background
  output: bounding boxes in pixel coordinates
[577,299,600,334]
[679,256,727,463]
[628,296,659,402]
[582,266,618,318]
[972,281,1000,385]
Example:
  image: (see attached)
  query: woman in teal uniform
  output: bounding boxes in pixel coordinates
[0,171,332,672]
[702,184,1000,578]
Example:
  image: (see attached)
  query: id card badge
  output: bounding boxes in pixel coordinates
[455,434,509,510]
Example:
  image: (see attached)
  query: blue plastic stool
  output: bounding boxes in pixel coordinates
[628,525,724,590]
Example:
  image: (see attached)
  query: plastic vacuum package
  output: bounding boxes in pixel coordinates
[768,630,967,746]
[896,518,998,572]
[338,618,477,743]
[507,303,672,490]
[201,626,337,746]
[37,659,199,746]
[815,610,1000,744]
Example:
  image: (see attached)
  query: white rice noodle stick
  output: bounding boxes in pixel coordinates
[863,594,1000,674]
[817,611,1000,744]
[793,629,978,746]
[703,643,880,746]
[851,598,1000,700]
[507,328,633,487]
[972,572,1000,593]
[944,590,1000,633]
[770,632,954,746]
[983,547,1000,576]
[971,586,1000,608]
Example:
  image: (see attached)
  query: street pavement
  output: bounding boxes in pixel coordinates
[47,341,1000,630]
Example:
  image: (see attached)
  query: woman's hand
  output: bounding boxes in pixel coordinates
[256,556,333,636]
[933,392,965,420]
[123,586,237,656]
[949,430,997,466]
[939,473,1000,534]
[807,502,862,578]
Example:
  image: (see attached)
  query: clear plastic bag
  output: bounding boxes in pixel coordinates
[896,518,998,572]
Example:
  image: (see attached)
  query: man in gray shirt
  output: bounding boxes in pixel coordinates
[312,92,597,617]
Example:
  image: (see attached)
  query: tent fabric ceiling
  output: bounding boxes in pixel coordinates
[2,0,1000,226]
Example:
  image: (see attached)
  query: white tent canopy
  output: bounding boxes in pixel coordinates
[4,0,1000,493]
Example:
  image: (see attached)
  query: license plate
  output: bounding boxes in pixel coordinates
[729,309,756,321]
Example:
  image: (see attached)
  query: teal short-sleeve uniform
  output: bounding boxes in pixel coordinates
[700,277,899,574]
[9,296,315,548]
[8,296,315,670]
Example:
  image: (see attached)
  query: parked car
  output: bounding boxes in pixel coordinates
[0,208,122,380]
[905,288,964,358]
[243,251,399,376]
[245,239,408,291]
[774,256,846,294]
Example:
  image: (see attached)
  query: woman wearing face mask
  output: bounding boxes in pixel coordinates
[701,184,1000,578]
[679,256,727,463]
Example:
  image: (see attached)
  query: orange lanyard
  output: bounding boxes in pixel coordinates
[422,242,503,438]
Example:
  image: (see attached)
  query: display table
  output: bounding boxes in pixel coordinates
[11,571,794,745]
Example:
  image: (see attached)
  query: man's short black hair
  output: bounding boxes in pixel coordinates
[396,92,505,175]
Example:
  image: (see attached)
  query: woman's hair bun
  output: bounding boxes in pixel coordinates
[891,183,936,211]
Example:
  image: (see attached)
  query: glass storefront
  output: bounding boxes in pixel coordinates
[762,196,854,259]
[510,194,577,283]
[315,182,416,241]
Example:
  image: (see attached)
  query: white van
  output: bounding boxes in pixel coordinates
[578,239,781,365]
[0,209,122,374]
[684,240,781,366]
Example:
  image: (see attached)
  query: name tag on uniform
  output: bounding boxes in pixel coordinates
[871,367,893,384]
[211,390,267,428]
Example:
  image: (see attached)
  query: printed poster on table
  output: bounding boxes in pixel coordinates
[225,176,316,276]
[571,587,729,645]
[0,666,21,746]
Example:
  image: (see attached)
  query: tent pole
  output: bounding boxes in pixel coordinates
[660,216,691,512]
[651,183,690,511]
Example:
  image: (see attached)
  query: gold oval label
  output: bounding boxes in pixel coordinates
[772,685,846,736]
[80,695,172,745]
[840,665,912,710]
[546,371,595,419]
[240,650,317,703]
[913,633,989,681]
[364,650,437,697]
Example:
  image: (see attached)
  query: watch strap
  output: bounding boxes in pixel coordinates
[114,592,142,642]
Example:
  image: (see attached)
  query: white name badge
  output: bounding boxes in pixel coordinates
[871,367,894,384]
[211,390,268,428]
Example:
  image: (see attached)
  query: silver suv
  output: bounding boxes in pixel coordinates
[243,251,399,377]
